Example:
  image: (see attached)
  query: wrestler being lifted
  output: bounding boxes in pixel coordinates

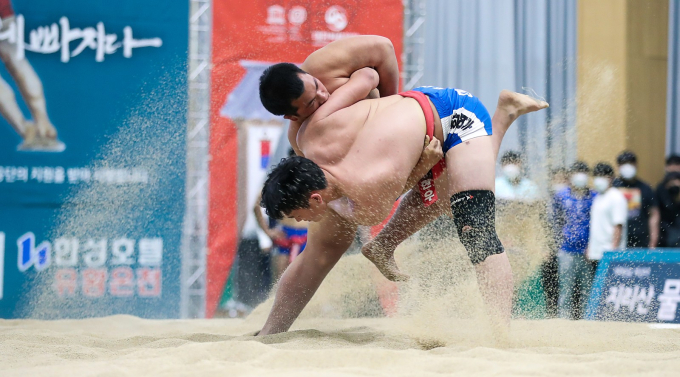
[257,36,548,335]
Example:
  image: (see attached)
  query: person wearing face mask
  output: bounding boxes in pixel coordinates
[551,161,597,319]
[540,167,570,318]
[612,151,660,248]
[494,150,540,202]
[655,172,680,247]
[586,163,627,278]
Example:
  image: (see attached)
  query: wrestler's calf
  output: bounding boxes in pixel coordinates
[449,190,504,264]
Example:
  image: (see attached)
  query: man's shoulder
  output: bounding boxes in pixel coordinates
[554,187,569,199]
[638,180,654,194]
[554,188,574,204]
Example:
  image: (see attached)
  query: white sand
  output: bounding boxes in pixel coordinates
[5,214,679,376]
[2,315,680,376]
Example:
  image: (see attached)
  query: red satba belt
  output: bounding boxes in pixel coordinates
[399,90,446,206]
[274,235,308,249]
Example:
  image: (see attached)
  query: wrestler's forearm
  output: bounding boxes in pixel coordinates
[259,214,356,335]
[259,257,323,335]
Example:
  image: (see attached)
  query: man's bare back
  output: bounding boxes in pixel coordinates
[298,89,434,225]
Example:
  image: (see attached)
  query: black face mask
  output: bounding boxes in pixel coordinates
[669,186,680,198]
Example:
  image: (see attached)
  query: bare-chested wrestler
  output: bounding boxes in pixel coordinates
[257,58,548,335]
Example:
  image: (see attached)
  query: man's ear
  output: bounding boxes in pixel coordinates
[309,192,323,204]
[284,114,300,122]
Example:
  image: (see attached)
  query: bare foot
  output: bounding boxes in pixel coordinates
[496,90,549,122]
[36,120,57,139]
[361,241,409,282]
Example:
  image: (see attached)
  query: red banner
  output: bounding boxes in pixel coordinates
[209,0,403,317]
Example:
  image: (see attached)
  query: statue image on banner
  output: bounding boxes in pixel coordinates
[0,0,63,152]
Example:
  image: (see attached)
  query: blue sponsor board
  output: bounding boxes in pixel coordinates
[0,1,187,319]
[585,250,680,323]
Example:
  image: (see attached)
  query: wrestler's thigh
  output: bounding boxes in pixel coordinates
[444,135,496,195]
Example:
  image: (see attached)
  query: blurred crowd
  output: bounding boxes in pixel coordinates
[498,150,680,320]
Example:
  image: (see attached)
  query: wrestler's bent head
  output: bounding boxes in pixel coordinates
[261,156,328,222]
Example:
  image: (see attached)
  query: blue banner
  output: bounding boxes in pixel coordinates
[586,250,680,323]
[0,1,188,318]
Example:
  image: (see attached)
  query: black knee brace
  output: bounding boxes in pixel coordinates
[450,190,504,264]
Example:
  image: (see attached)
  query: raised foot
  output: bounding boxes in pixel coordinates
[361,241,409,282]
[497,90,549,120]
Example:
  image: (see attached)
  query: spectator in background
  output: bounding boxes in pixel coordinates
[550,167,569,194]
[495,150,540,202]
[553,161,596,319]
[542,167,570,318]
[613,151,660,248]
[665,155,680,173]
[586,163,627,273]
[656,172,680,247]
[254,149,309,282]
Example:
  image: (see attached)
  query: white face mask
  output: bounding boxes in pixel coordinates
[502,164,521,180]
[593,177,610,193]
[571,173,589,188]
[619,164,636,180]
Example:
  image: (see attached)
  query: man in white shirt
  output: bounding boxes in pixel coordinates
[495,150,540,202]
[587,162,628,273]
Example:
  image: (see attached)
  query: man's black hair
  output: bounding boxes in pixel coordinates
[593,162,614,177]
[260,156,327,220]
[666,154,680,166]
[616,150,637,165]
[259,63,307,116]
[569,160,590,173]
[500,150,522,165]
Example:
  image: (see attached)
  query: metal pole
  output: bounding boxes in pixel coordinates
[402,0,426,90]
[181,0,211,319]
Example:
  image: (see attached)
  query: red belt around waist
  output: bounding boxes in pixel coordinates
[399,90,446,206]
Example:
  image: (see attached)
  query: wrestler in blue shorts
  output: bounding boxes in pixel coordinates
[412,86,493,153]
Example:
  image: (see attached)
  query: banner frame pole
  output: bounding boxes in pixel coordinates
[181,0,212,319]
[402,0,426,90]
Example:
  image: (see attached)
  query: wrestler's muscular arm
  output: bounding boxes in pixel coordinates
[259,211,357,335]
[302,35,399,97]
[310,67,379,120]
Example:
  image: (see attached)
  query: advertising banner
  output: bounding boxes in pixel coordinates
[586,250,680,323]
[210,0,404,317]
[0,1,188,318]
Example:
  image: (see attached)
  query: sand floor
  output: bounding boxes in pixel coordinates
[2,315,680,376]
[5,218,678,376]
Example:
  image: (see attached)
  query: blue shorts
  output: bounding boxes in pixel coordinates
[273,226,307,255]
[412,87,492,152]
